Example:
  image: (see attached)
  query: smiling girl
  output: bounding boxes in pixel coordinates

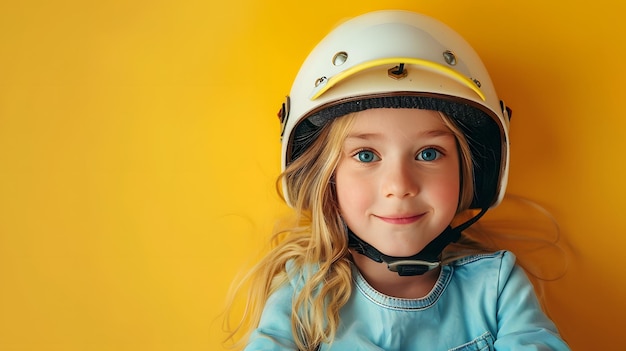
[225,10,570,351]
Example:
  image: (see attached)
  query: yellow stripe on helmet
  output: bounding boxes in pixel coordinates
[310,57,486,101]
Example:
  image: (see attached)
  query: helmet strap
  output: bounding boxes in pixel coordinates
[347,207,489,276]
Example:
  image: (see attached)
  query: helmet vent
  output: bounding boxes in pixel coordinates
[314,76,327,87]
[332,51,348,66]
[443,50,457,66]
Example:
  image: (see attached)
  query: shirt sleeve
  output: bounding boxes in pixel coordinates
[494,251,570,350]
[243,282,298,351]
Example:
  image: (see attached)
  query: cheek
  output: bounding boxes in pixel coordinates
[430,172,461,213]
[441,184,461,207]
[335,169,372,215]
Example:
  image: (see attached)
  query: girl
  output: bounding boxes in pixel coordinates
[227,10,570,351]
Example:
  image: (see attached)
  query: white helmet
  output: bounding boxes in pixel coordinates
[278,10,511,211]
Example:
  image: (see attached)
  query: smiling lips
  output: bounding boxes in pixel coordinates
[375,214,425,225]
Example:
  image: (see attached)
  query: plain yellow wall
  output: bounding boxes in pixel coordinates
[1,0,624,350]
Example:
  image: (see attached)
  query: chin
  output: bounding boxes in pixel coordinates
[380,245,426,258]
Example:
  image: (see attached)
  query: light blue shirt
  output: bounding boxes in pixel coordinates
[245,251,570,350]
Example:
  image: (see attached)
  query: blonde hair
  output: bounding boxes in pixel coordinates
[225,109,480,350]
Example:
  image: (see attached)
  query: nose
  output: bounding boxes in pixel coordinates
[381,160,419,198]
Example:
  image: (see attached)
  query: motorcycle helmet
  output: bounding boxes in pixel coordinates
[276,10,511,275]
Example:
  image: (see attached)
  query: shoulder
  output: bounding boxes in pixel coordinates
[446,251,570,348]
[449,249,515,268]
[285,259,320,291]
[245,260,306,350]
[447,250,522,295]
[449,250,517,275]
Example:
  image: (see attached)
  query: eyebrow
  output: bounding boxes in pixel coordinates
[344,129,454,141]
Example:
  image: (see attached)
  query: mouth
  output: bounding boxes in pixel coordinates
[374,213,424,225]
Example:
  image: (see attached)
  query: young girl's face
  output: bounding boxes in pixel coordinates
[335,108,460,257]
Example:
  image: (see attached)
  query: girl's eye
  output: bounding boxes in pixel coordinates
[417,148,442,161]
[354,150,379,163]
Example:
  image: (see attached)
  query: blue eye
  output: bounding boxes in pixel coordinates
[355,150,379,163]
[417,148,441,161]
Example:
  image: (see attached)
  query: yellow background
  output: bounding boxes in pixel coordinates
[0,0,624,350]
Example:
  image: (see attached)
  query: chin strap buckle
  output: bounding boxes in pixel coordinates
[385,259,440,276]
[347,228,448,276]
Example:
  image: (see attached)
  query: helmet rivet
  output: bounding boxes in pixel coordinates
[472,78,482,88]
[443,50,456,66]
[314,76,327,87]
[332,51,348,66]
[388,63,408,79]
